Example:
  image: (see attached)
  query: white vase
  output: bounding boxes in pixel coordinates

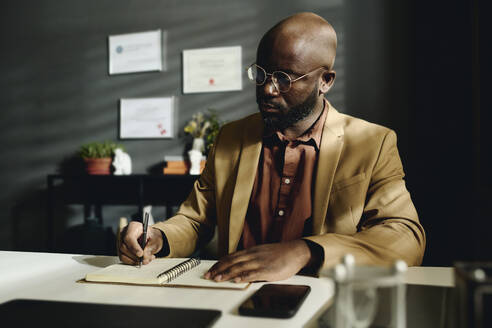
[188,150,202,175]
[192,138,205,153]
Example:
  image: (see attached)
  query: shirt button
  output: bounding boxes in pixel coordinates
[284,178,291,184]
[278,210,285,216]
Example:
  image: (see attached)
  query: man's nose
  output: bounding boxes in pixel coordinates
[259,77,280,96]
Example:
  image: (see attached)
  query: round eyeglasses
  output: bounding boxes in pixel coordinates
[246,63,325,93]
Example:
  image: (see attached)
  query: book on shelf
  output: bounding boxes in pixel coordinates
[163,155,206,175]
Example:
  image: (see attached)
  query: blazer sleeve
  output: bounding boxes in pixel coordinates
[152,135,219,257]
[304,130,426,269]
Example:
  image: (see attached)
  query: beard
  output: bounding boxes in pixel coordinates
[258,85,319,131]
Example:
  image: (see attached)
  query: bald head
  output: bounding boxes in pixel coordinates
[258,12,337,70]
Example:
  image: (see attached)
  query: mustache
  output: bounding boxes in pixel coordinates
[257,98,284,110]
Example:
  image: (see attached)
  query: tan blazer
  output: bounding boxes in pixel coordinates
[154,103,426,269]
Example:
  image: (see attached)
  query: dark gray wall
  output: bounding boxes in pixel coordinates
[0,0,345,251]
[345,0,490,265]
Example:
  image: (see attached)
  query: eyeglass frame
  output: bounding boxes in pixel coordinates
[246,63,327,93]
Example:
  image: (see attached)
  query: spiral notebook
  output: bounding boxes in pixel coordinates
[84,258,250,290]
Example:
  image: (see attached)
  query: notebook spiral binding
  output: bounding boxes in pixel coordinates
[157,258,201,283]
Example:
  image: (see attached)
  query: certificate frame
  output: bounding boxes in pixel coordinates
[108,29,166,75]
[119,97,176,139]
[182,46,242,94]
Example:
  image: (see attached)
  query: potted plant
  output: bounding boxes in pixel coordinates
[184,110,225,155]
[184,112,210,153]
[79,141,123,175]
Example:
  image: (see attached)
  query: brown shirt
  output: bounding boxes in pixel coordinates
[241,103,327,250]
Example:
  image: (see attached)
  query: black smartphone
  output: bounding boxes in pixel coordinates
[238,283,311,318]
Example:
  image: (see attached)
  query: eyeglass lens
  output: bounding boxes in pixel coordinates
[247,65,292,92]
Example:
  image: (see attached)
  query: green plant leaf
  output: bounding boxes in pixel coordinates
[79,141,124,159]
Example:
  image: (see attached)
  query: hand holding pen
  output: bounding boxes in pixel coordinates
[117,213,165,266]
[138,212,149,268]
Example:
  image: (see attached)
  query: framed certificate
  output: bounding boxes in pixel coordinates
[182,46,242,93]
[109,29,166,75]
[119,97,175,139]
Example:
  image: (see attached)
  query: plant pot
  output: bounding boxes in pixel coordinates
[84,158,112,175]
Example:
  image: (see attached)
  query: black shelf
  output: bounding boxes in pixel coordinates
[46,174,198,251]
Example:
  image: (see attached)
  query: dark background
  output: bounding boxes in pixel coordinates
[0,0,489,266]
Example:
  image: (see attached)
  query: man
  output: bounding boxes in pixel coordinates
[119,12,425,283]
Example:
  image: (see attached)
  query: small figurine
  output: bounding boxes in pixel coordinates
[113,148,132,175]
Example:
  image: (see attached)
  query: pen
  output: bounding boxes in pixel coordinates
[138,212,149,268]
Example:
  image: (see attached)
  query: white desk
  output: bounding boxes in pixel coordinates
[0,251,334,328]
[0,251,454,328]
[405,266,454,287]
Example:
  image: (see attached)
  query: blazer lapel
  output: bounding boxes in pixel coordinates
[228,114,263,253]
[312,102,345,234]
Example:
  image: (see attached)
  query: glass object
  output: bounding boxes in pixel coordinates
[454,262,492,328]
[319,254,407,328]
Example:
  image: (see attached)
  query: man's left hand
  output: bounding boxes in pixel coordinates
[204,240,312,283]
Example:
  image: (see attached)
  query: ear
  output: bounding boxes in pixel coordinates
[319,71,336,94]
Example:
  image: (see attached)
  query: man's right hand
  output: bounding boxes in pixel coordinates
[118,221,164,265]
